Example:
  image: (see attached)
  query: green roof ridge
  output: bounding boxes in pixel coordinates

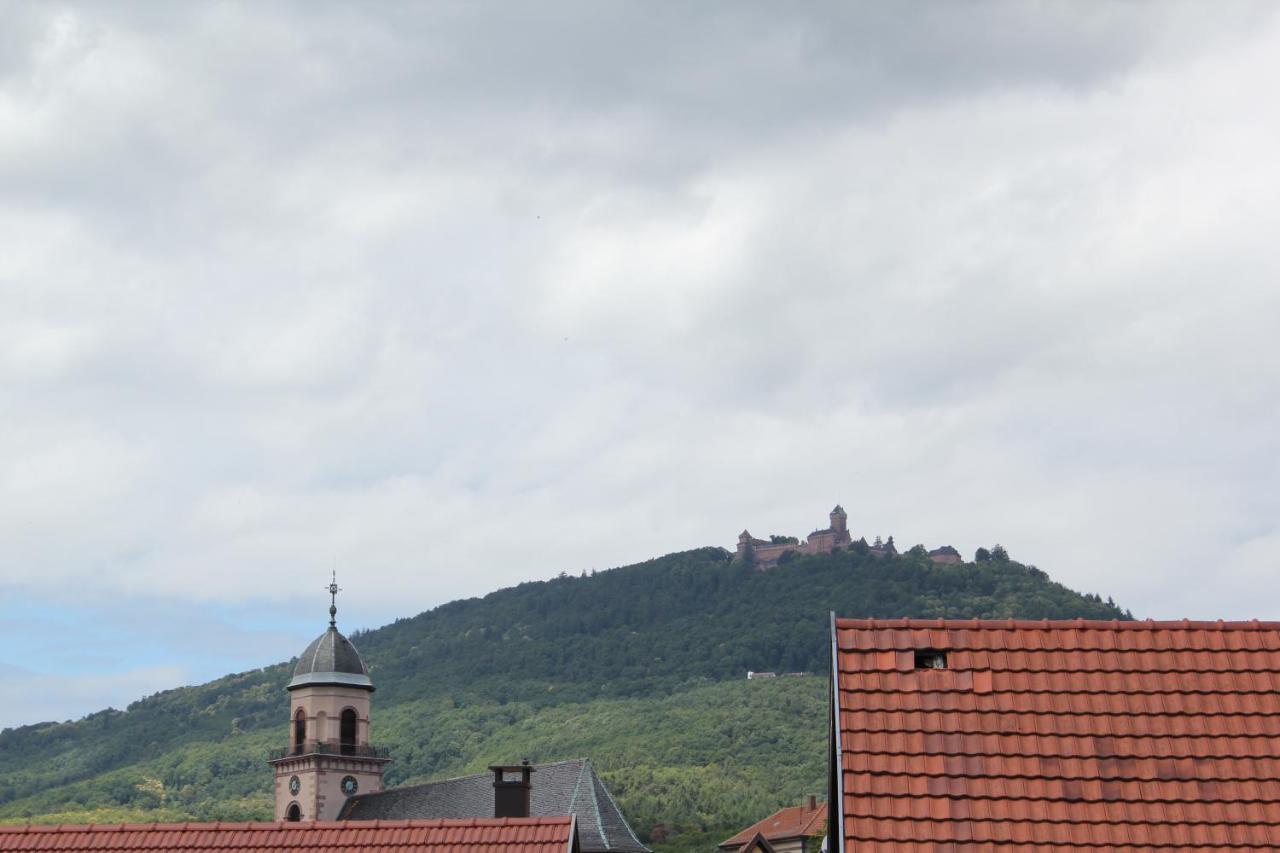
[579,759,607,850]
[592,759,639,852]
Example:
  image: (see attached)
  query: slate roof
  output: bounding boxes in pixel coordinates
[288,626,373,691]
[829,617,1280,852]
[719,802,827,849]
[0,818,577,853]
[339,759,648,853]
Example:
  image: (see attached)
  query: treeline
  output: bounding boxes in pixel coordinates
[355,545,1128,706]
[1,544,1128,852]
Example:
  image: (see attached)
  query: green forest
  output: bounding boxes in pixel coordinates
[0,545,1128,853]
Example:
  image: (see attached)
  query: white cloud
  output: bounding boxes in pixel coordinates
[0,665,187,730]
[1,1,1279,726]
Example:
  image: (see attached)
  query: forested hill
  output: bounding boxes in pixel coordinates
[356,544,1127,706]
[0,545,1127,851]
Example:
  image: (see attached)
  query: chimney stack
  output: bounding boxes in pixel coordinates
[807,795,817,812]
[490,759,536,818]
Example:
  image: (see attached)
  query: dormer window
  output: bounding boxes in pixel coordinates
[914,649,948,670]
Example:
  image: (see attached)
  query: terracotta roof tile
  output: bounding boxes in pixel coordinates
[830,618,1280,851]
[0,818,575,853]
[719,803,827,849]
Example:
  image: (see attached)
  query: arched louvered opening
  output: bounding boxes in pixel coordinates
[286,803,301,822]
[294,709,306,750]
[340,708,357,755]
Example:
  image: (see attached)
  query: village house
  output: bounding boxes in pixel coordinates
[719,796,826,853]
[826,616,1280,851]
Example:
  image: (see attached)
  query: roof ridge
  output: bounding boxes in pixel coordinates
[567,760,588,828]
[800,804,826,835]
[539,757,587,768]
[353,757,592,798]
[835,618,1280,630]
[588,763,649,853]
[581,761,606,849]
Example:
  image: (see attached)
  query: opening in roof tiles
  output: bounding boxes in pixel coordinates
[913,650,947,670]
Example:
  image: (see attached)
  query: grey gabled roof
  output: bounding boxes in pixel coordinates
[288,626,373,691]
[338,758,648,853]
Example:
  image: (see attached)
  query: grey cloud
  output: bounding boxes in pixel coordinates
[1,1,1279,728]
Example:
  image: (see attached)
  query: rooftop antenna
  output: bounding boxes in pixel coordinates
[327,570,341,627]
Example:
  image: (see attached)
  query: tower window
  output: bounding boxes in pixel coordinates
[340,709,357,755]
[286,804,301,822]
[914,649,948,670]
[294,709,306,750]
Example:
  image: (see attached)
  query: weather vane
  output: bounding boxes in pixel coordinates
[327,570,341,627]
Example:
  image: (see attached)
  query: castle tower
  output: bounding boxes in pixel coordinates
[269,576,390,821]
[829,505,847,534]
[829,505,851,545]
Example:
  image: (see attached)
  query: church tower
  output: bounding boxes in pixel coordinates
[268,576,390,821]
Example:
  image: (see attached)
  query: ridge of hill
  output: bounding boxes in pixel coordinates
[0,545,1127,853]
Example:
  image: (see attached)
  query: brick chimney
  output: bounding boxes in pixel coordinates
[806,794,817,811]
[490,760,535,818]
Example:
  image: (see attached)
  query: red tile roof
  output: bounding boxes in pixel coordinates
[0,817,577,853]
[829,618,1280,852]
[736,833,779,853]
[719,803,827,849]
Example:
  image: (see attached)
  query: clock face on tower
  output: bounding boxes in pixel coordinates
[341,775,358,796]
[289,776,300,796]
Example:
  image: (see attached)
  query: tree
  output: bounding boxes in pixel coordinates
[991,544,1009,562]
[906,544,928,558]
[974,547,991,562]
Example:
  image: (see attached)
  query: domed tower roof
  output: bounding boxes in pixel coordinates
[287,574,374,691]
[288,626,373,691]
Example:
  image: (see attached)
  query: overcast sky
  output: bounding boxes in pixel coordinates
[2,1,1279,730]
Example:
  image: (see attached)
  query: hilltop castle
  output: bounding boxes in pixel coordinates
[734,505,962,569]
[736,505,851,568]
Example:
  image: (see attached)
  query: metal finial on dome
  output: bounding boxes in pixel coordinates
[327,570,341,627]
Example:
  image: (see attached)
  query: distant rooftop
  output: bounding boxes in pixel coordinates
[339,758,647,853]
